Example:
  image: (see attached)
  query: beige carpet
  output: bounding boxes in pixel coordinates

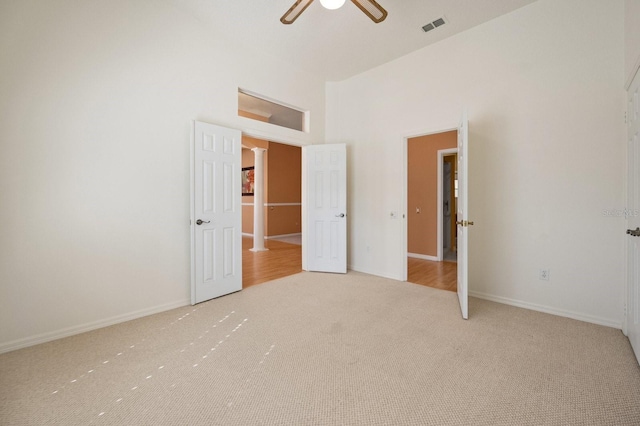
[1,271,639,425]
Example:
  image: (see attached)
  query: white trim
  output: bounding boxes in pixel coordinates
[265,232,302,239]
[190,121,196,305]
[240,126,310,148]
[301,147,308,270]
[242,202,302,206]
[437,148,458,262]
[625,55,640,90]
[348,264,403,282]
[238,88,307,114]
[403,124,459,140]
[250,147,268,252]
[0,299,190,354]
[244,233,303,240]
[402,132,408,281]
[469,290,622,330]
[408,252,439,262]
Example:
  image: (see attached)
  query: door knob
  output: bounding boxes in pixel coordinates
[196,219,210,226]
[627,227,640,237]
[335,213,345,218]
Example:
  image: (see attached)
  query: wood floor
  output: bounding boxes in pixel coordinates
[242,236,457,293]
[242,237,302,288]
[407,257,457,292]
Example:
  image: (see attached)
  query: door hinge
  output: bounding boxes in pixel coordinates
[456,220,475,227]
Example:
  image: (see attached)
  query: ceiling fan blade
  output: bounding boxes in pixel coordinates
[281,0,314,25]
[350,0,387,23]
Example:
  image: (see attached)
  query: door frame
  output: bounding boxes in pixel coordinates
[623,66,640,349]
[402,124,459,282]
[236,128,308,268]
[437,148,458,262]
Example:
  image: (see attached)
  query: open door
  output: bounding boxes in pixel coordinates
[190,121,242,304]
[626,71,640,364]
[303,143,347,273]
[456,111,472,319]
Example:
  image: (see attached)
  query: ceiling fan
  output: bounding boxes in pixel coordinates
[281,0,388,25]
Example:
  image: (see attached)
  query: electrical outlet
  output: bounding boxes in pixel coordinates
[539,269,550,281]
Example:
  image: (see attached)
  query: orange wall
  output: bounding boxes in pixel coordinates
[241,138,301,237]
[265,142,301,236]
[267,142,301,203]
[407,131,457,257]
[266,205,301,235]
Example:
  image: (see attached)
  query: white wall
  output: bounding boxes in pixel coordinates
[625,0,640,84]
[327,0,626,327]
[0,0,325,352]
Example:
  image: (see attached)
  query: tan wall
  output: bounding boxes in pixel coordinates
[241,138,301,236]
[266,142,301,236]
[242,205,254,234]
[267,142,302,203]
[266,205,301,236]
[407,131,457,257]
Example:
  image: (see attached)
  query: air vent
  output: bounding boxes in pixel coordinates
[422,23,434,33]
[422,16,447,33]
[432,17,446,27]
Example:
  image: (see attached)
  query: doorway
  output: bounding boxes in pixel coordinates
[406,130,458,292]
[241,136,303,288]
[441,152,458,263]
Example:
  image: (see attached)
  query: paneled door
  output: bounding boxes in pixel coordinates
[456,111,472,320]
[303,144,347,273]
[626,71,640,364]
[190,121,242,304]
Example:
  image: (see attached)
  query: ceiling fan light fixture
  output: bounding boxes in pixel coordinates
[281,0,387,24]
[319,0,346,10]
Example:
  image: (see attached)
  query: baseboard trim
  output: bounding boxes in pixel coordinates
[469,290,622,330]
[0,299,190,354]
[265,233,301,240]
[408,253,439,262]
[348,264,403,282]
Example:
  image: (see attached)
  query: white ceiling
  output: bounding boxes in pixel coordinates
[174,0,538,82]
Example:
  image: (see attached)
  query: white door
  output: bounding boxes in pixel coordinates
[456,111,471,319]
[191,121,242,304]
[626,71,640,364]
[303,143,347,273]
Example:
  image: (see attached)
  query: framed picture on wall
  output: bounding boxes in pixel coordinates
[242,166,255,196]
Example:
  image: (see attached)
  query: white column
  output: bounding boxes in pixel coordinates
[250,147,268,252]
